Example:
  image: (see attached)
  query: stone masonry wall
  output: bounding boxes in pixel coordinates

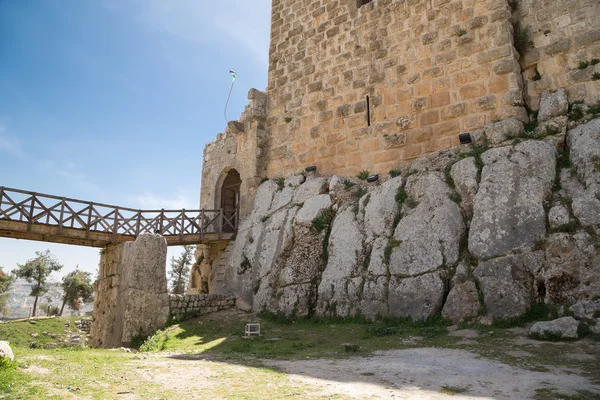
[90,234,169,348]
[264,0,525,177]
[169,294,236,320]
[200,89,268,217]
[517,0,600,108]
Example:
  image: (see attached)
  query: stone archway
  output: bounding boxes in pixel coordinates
[215,168,241,233]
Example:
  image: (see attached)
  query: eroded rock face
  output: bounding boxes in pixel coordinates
[469,140,556,259]
[538,88,569,122]
[474,254,536,321]
[206,117,600,324]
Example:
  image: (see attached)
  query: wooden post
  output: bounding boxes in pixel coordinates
[58,198,65,236]
[112,207,119,243]
[86,202,93,239]
[199,210,204,242]
[0,186,4,212]
[218,209,223,240]
[136,210,142,237]
[158,209,164,235]
[27,193,36,232]
[179,209,185,241]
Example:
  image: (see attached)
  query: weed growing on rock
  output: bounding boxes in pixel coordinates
[389,169,401,178]
[284,116,293,123]
[275,177,285,190]
[592,58,600,66]
[457,28,467,37]
[356,170,369,180]
[312,210,334,232]
[261,177,269,184]
[568,103,585,122]
[578,60,590,70]
[343,179,356,189]
[593,72,600,81]
[532,68,541,81]
[553,151,573,192]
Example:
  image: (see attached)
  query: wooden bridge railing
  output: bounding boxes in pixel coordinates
[0,186,238,243]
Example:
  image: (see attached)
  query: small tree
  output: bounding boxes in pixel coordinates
[60,268,94,316]
[0,267,14,317]
[14,250,63,317]
[169,245,194,294]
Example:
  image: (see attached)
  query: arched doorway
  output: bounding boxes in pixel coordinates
[219,169,241,232]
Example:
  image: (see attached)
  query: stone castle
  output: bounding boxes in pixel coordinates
[188,0,600,322]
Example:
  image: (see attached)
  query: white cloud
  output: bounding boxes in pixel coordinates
[133,0,271,67]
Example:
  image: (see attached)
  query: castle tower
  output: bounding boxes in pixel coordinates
[263,0,525,177]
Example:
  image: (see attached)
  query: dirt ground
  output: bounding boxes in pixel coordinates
[124,346,600,400]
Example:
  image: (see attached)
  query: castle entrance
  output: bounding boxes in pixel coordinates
[220,169,241,233]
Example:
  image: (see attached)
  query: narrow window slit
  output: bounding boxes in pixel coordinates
[366,96,371,126]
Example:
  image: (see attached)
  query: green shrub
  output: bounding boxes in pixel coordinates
[275,177,285,190]
[389,169,401,178]
[312,209,334,233]
[356,170,369,180]
[513,21,532,55]
[578,60,590,70]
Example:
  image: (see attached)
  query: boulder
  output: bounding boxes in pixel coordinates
[294,195,332,225]
[362,176,403,241]
[484,118,525,145]
[469,141,556,259]
[450,157,479,213]
[474,254,535,321]
[570,300,600,320]
[0,341,14,361]
[442,281,481,323]
[388,273,445,320]
[293,177,329,203]
[389,172,465,276]
[529,317,579,340]
[538,88,569,122]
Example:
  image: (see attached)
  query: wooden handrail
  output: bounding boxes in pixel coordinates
[0,186,238,239]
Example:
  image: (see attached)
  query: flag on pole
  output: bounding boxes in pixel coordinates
[230,70,237,82]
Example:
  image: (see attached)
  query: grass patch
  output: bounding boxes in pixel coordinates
[343,179,356,189]
[440,385,468,395]
[535,388,600,400]
[311,209,334,233]
[492,302,557,329]
[389,169,401,178]
[0,316,84,348]
[356,170,369,180]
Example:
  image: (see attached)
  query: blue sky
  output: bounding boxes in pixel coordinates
[0,0,271,278]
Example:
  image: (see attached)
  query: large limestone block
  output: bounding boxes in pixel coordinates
[0,341,14,361]
[538,88,569,122]
[293,177,329,203]
[474,254,535,321]
[484,118,525,145]
[91,234,169,348]
[317,206,363,315]
[570,300,600,320]
[249,180,279,220]
[544,232,600,303]
[360,276,388,319]
[388,273,445,320]
[295,195,332,225]
[362,176,403,241]
[529,317,579,340]
[442,281,481,323]
[567,118,600,188]
[469,141,556,259]
[390,173,465,275]
[450,157,479,213]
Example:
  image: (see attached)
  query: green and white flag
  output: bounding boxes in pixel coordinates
[230,70,237,82]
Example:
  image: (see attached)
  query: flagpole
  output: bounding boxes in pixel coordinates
[224,70,237,123]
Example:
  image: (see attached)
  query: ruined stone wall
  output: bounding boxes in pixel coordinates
[90,234,169,348]
[199,89,268,217]
[264,0,525,177]
[169,293,236,320]
[517,0,600,108]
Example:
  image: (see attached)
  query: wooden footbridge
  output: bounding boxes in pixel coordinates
[0,186,237,247]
